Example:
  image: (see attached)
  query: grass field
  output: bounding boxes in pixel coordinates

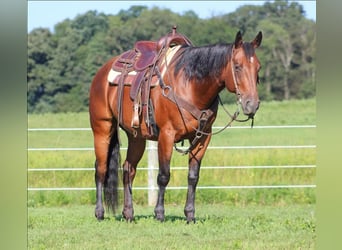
[28,98,316,248]
[28,204,315,249]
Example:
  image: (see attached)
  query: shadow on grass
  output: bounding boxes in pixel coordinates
[103,214,211,224]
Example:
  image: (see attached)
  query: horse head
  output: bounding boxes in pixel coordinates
[225,31,262,118]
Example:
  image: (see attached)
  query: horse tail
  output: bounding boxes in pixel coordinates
[104,129,121,214]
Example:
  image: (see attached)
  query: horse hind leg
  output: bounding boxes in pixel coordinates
[121,134,146,222]
[93,123,120,220]
[94,137,109,220]
[94,159,105,220]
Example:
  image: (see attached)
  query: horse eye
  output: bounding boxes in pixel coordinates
[234,65,242,72]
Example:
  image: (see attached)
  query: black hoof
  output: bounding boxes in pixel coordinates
[95,207,105,220]
[186,218,196,224]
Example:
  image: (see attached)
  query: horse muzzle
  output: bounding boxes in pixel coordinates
[241,98,260,118]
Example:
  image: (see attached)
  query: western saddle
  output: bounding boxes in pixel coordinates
[109,26,192,136]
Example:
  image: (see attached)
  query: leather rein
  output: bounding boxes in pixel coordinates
[157,44,253,155]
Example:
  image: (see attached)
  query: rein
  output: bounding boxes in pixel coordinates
[157,44,253,155]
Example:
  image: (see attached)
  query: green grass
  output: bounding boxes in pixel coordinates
[28,204,316,249]
[28,98,316,207]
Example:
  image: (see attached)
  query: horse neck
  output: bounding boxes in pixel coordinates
[186,77,223,110]
[188,46,233,109]
[221,58,236,94]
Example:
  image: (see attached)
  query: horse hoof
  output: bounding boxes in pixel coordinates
[184,208,195,222]
[122,209,134,222]
[155,214,165,222]
[95,207,105,220]
[154,207,165,222]
[186,218,196,224]
[95,213,104,221]
[155,212,165,222]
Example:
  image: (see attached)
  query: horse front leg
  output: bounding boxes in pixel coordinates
[122,134,146,222]
[184,134,212,223]
[154,131,174,221]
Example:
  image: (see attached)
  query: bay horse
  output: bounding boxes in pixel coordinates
[89,29,262,223]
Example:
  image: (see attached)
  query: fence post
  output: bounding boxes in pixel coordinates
[147,140,158,206]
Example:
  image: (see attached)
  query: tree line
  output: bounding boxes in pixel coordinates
[27,0,316,113]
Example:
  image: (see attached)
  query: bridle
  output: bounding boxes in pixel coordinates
[223,44,255,126]
[158,43,254,154]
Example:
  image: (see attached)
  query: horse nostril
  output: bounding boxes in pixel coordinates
[256,100,260,110]
[244,99,259,115]
[246,100,252,110]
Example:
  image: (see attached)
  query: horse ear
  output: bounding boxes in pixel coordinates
[234,31,243,49]
[251,31,262,48]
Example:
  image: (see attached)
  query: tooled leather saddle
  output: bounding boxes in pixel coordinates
[108,26,192,136]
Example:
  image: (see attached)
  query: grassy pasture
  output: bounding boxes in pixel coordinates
[28,204,316,249]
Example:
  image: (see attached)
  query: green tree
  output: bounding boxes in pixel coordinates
[223,4,267,35]
[118,5,148,21]
[299,19,316,98]
[71,10,109,43]
[27,28,56,112]
[262,20,292,100]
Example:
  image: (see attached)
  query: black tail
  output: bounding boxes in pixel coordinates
[104,129,121,214]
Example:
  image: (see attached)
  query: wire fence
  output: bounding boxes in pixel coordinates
[28,125,317,193]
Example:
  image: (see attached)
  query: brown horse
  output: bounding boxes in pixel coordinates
[89,30,262,222]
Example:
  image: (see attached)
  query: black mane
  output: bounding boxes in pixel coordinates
[174,43,231,81]
[174,42,255,81]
